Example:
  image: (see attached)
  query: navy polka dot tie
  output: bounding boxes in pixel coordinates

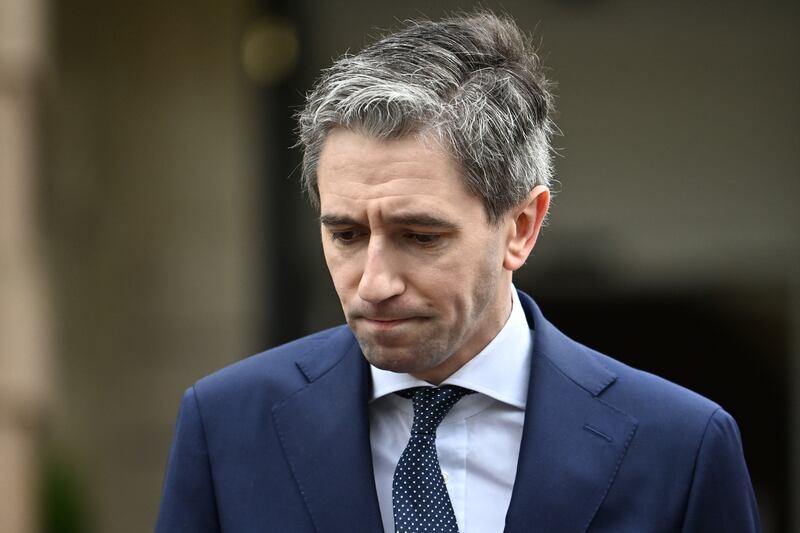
[392,386,473,533]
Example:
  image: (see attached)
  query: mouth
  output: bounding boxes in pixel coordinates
[360,316,419,331]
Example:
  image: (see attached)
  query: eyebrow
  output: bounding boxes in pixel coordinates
[319,214,361,227]
[320,213,460,231]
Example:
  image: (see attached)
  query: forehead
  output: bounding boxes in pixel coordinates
[316,128,483,220]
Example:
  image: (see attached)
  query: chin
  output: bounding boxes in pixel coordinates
[360,342,447,375]
[362,348,417,373]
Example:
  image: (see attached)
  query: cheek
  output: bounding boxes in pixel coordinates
[431,241,499,284]
[323,248,364,301]
[412,265,468,313]
[432,242,501,303]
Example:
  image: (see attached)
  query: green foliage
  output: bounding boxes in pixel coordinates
[40,447,94,533]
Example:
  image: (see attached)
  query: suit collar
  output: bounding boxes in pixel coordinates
[292,326,357,383]
[518,289,617,397]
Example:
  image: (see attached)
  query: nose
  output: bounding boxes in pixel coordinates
[357,238,405,304]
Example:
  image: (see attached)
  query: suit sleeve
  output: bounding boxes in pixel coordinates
[155,386,221,533]
[680,408,761,533]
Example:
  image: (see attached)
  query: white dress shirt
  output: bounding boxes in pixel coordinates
[369,287,532,533]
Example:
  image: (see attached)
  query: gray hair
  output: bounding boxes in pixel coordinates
[297,11,555,223]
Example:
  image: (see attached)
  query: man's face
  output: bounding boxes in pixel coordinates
[317,128,516,383]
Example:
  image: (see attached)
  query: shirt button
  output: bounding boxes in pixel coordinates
[442,470,449,484]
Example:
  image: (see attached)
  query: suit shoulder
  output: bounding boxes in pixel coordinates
[193,325,351,400]
[587,347,722,426]
[534,316,721,425]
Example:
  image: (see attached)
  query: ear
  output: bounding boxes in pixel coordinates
[503,185,550,271]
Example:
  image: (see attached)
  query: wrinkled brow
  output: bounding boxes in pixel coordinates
[320,212,460,231]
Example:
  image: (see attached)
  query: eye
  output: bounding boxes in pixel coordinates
[331,229,363,244]
[407,233,440,246]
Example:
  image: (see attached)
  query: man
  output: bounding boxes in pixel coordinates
[156,12,760,533]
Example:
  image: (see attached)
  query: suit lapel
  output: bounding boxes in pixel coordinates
[272,329,384,533]
[504,293,639,532]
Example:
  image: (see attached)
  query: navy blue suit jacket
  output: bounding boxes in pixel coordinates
[156,291,760,532]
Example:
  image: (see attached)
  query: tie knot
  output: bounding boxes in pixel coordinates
[397,386,473,435]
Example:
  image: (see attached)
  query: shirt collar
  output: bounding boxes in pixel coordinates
[369,286,531,409]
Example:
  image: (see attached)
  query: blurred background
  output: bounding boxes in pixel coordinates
[1,0,797,531]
